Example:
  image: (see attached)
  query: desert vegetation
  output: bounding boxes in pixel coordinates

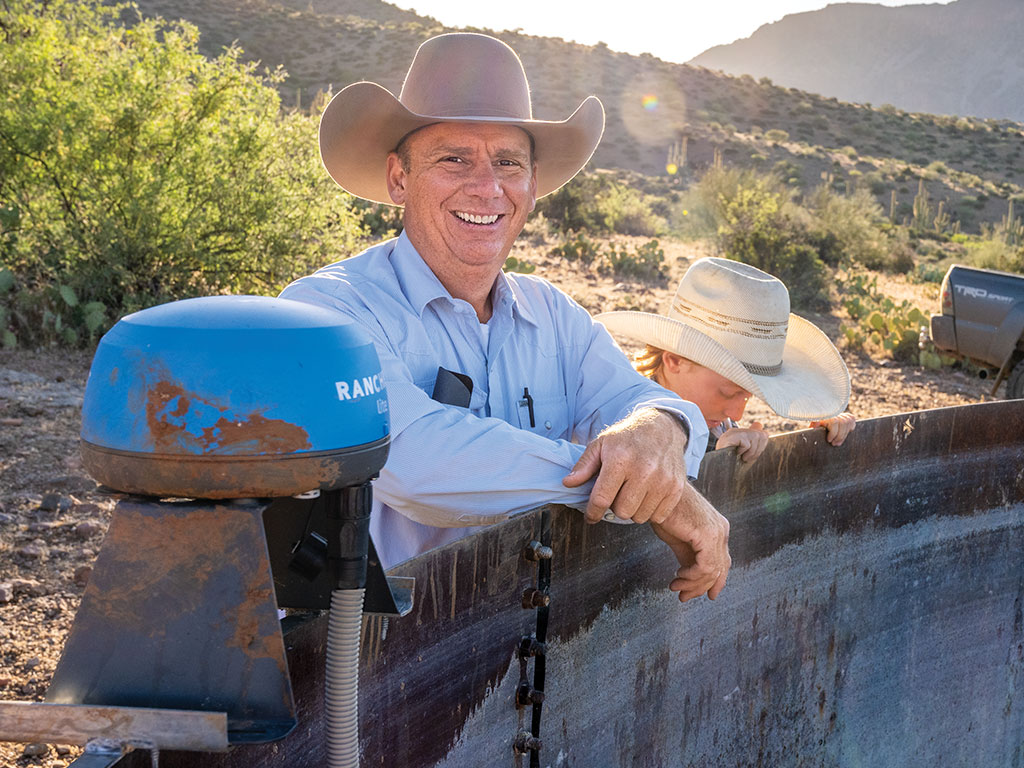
[2,0,1023,378]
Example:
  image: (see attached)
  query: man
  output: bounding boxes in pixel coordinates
[598,257,855,464]
[280,32,730,602]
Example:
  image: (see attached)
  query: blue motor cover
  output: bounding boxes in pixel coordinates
[80,295,390,498]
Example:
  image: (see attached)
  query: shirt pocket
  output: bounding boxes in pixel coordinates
[515,392,571,440]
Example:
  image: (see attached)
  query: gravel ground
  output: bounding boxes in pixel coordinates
[0,246,998,767]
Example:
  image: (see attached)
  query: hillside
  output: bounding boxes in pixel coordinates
[124,0,1024,233]
[691,0,1024,123]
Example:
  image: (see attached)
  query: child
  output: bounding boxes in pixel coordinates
[597,257,855,463]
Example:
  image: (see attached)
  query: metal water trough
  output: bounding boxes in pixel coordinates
[31,399,1019,768]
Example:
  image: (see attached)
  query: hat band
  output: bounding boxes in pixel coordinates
[673,298,788,340]
[673,297,786,376]
[743,360,783,376]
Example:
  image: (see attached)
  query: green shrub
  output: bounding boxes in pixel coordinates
[550,231,601,264]
[0,0,366,346]
[535,171,665,236]
[806,186,890,268]
[965,239,1023,273]
[599,240,667,282]
[503,256,536,274]
[695,167,829,309]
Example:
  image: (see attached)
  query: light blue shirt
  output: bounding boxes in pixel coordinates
[280,232,709,568]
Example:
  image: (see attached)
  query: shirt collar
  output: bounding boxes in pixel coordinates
[390,231,450,316]
[391,231,540,327]
[497,271,540,328]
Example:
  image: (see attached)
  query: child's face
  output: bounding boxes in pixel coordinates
[660,354,751,429]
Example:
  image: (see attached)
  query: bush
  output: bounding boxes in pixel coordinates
[0,0,366,346]
[535,171,666,236]
[549,235,666,284]
[503,256,536,274]
[965,239,1024,273]
[806,186,890,268]
[550,231,601,264]
[599,240,667,282]
[695,167,829,309]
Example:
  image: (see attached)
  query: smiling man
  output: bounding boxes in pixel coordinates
[280,32,731,603]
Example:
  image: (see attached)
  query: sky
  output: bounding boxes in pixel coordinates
[391,0,957,64]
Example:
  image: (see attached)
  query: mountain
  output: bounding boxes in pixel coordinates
[690,0,1024,122]
[123,0,1024,233]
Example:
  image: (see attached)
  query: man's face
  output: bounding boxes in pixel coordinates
[661,354,752,429]
[385,122,537,282]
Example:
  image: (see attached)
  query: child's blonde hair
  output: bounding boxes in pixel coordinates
[633,344,666,381]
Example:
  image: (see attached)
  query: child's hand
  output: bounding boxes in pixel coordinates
[715,422,768,463]
[809,412,856,446]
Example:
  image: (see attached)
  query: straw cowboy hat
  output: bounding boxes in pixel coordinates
[596,258,851,420]
[318,32,605,205]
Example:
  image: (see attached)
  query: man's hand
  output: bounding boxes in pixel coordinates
[651,484,731,602]
[562,408,689,525]
[809,412,856,446]
[715,422,769,463]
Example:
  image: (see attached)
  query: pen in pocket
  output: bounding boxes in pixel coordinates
[519,387,535,427]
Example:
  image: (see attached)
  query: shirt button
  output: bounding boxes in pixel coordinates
[544,420,552,430]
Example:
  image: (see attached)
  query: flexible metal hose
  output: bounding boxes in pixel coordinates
[326,588,365,768]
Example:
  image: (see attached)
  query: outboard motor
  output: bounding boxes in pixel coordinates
[28,296,404,767]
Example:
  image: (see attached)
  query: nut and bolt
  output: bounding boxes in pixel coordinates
[523,540,553,561]
[518,635,546,658]
[517,681,546,707]
[521,588,550,609]
[513,730,543,754]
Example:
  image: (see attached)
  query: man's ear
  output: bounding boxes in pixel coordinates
[385,152,407,205]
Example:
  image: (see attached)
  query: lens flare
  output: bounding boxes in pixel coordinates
[642,94,659,111]
[666,163,678,175]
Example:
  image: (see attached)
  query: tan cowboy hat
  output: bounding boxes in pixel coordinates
[318,32,605,204]
[596,257,851,420]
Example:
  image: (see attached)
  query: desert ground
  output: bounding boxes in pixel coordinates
[0,237,997,767]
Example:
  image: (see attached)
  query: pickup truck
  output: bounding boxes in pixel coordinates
[929,264,1024,399]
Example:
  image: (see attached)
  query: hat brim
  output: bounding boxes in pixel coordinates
[318,82,605,204]
[596,310,851,421]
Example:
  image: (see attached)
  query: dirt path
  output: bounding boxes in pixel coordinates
[0,245,998,767]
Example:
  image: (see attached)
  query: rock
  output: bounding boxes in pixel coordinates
[22,742,48,757]
[0,583,13,603]
[0,675,12,688]
[17,539,49,559]
[24,657,40,669]
[38,493,63,512]
[0,512,16,525]
[72,565,92,588]
[11,578,46,596]
[56,744,73,755]
[73,502,101,516]
[74,520,106,539]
